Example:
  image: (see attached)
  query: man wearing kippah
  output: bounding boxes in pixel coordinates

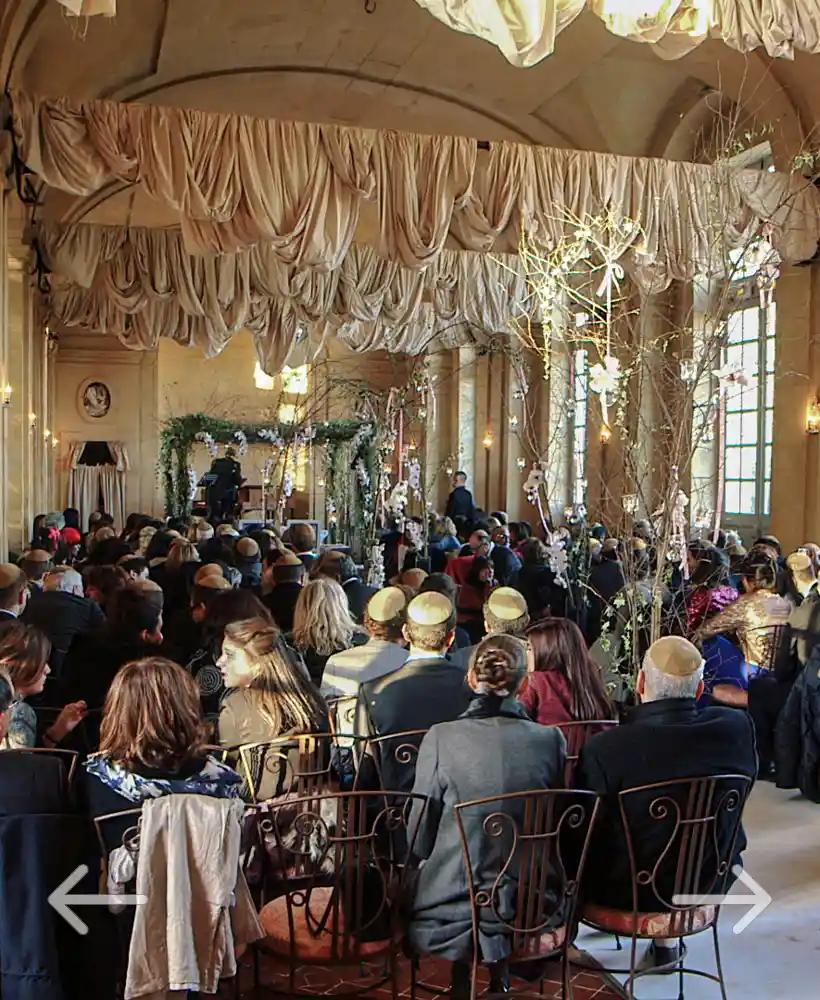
[358,591,472,791]
[577,636,757,969]
[449,587,529,669]
[322,587,410,701]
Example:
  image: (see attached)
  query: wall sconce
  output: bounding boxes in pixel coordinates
[482,432,494,449]
[1,384,11,408]
[807,399,820,435]
[600,423,612,444]
[44,428,51,441]
[28,412,36,426]
[51,437,59,449]
[508,415,519,429]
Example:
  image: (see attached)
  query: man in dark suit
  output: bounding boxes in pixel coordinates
[358,592,472,790]
[23,567,105,678]
[0,563,29,621]
[445,472,476,535]
[338,555,376,623]
[262,550,306,633]
[206,447,244,521]
[577,636,757,967]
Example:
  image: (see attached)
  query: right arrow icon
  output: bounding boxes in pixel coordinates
[673,864,772,935]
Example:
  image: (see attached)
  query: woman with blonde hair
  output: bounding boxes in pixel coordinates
[83,657,241,836]
[291,577,366,685]
[217,618,327,798]
[155,538,201,616]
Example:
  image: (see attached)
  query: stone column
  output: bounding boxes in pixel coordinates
[504,351,526,519]
[0,191,9,560]
[455,344,477,491]
[424,350,450,513]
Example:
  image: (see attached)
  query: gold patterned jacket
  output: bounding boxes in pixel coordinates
[698,589,792,668]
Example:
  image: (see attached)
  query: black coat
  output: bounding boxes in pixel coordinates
[490,546,521,587]
[358,655,473,791]
[445,486,475,525]
[262,582,303,633]
[517,564,566,620]
[0,752,72,816]
[576,698,757,910]
[343,578,377,624]
[22,591,105,678]
[776,652,820,801]
[586,559,626,644]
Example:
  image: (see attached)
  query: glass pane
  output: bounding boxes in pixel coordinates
[739,308,759,342]
[725,481,741,514]
[740,342,759,370]
[727,313,744,344]
[763,481,771,516]
[726,391,743,414]
[575,401,586,425]
[739,481,756,514]
[767,302,776,334]
[725,448,741,479]
[741,411,758,443]
[738,386,758,411]
[765,378,774,408]
[765,410,773,443]
[725,344,744,368]
[764,445,773,478]
[765,337,776,374]
[726,412,742,444]
[740,446,758,480]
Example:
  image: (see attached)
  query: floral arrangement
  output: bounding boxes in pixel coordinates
[233,429,248,456]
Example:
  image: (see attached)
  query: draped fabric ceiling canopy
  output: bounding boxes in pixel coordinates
[57,0,820,65]
[12,89,820,369]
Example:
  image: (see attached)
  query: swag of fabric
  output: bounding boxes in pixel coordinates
[11,89,820,280]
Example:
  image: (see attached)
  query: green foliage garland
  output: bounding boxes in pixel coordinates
[159,412,374,523]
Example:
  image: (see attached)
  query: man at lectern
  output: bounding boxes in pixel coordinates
[207,447,244,521]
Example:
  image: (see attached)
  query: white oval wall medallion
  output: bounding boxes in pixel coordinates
[81,381,111,419]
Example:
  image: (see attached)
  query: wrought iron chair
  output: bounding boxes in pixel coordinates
[445,788,600,1000]
[250,789,427,999]
[238,731,369,804]
[580,773,753,1000]
[557,720,618,784]
[364,728,430,792]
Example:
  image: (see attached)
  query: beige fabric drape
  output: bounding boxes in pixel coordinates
[57,0,116,14]
[38,222,528,365]
[413,0,820,66]
[14,91,820,279]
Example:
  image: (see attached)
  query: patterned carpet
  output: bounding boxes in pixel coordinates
[232,949,627,999]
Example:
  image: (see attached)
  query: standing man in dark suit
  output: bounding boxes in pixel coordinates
[206,447,244,521]
[445,472,476,536]
[358,592,472,790]
[576,636,757,968]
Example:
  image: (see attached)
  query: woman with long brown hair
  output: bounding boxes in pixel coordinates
[0,622,86,750]
[83,657,241,821]
[520,618,614,728]
[217,617,327,749]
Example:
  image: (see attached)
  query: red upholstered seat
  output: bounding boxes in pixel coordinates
[259,887,392,962]
[581,902,716,937]
[512,923,568,959]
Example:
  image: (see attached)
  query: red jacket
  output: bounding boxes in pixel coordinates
[518,671,574,728]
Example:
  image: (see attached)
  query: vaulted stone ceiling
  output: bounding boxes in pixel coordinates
[4,0,814,229]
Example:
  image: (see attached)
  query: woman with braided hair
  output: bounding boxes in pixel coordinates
[408,634,566,995]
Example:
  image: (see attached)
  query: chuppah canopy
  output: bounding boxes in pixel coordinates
[12,89,820,365]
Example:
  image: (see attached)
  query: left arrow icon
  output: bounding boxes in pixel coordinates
[48,864,147,935]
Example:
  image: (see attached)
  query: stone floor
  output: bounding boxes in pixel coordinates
[577,781,820,997]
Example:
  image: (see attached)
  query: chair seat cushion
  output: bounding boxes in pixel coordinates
[259,886,392,962]
[581,902,716,937]
[512,923,568,959]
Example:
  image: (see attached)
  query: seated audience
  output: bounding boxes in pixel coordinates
[586,539,626,644]
[489,524,522,587]
[235,537,262,589]
[262,550,305,632]
[430,516,461,572]
[673,543,738,635]
[786,550,820,667]
[321,587,410,699]
[577,636,757,965]
[22,566,105,677]
[20,549,52,591]
[314,551,376,623]
[217,618,327,798]
[59,527,82,566]
[291,577,366,686]
[288,522,317,572]
[82,658,242,838]
[0,667,71,814]
[447,553,496,643]
[0,564,30,621]
[408,634,566,982]
[187,587,272,721]
[400,568,428,592]
[61,587,164,711]
[83,564,128,612]
[117,555,150,581]
[519,618,613,741]
[358,592,473,787]
[0,623,86,750]
[697,550,792,712]
[776,640,820,801]
[152,538,201,616]
[418,573,472,650]
[516,538,566,620]
[449,587,530,668]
